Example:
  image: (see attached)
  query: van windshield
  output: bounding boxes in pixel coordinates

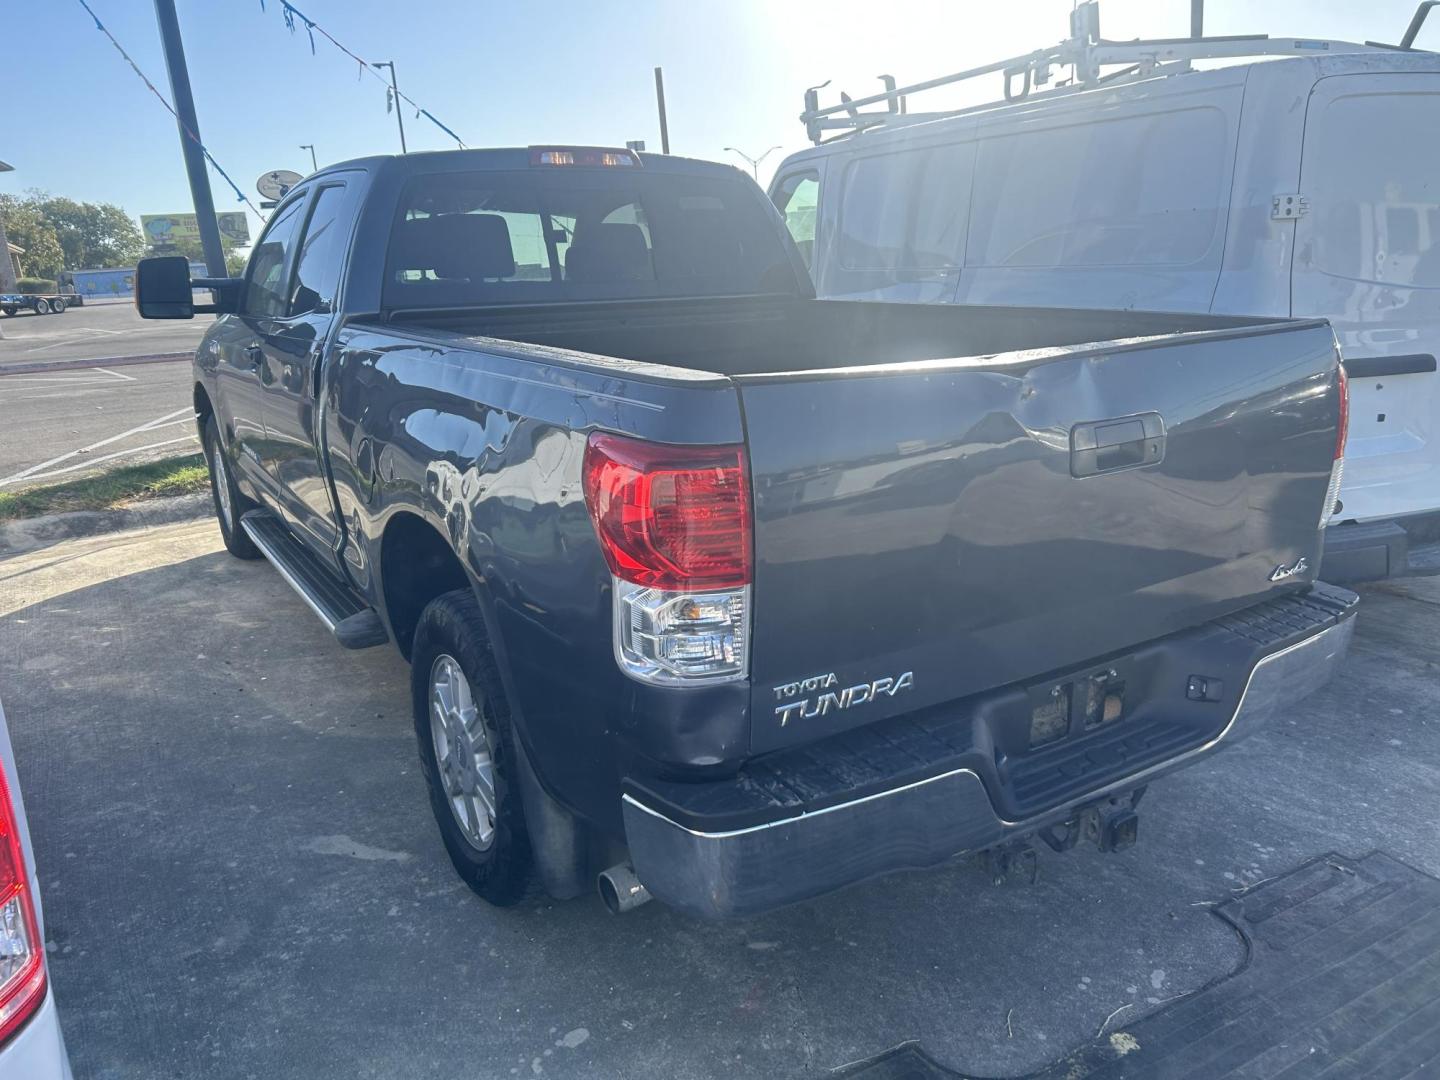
[382,168,799,311]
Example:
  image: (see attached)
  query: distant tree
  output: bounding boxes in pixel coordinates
[162,235,250,277]
[0,194,65,281]
[35,195,147,270]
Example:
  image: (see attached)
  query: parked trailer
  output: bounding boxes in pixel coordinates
[0,291,81,316]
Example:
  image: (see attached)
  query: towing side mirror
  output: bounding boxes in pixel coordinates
[135,256,243,320]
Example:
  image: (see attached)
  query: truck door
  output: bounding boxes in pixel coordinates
[254,181,359,566]
[217,191,307,504]
[1293,72,1440,525]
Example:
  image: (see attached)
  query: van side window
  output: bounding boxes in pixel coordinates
[837,146,969,271]
[1307,90,1440,287]
[967,108,1228,268]
[772,171,820,268]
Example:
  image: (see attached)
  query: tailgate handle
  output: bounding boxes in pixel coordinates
[1071,413,1166,478]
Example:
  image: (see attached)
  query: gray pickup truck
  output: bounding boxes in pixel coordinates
[135,146,1356,918]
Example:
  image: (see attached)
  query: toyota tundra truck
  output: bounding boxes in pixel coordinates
[134,146,1357,918]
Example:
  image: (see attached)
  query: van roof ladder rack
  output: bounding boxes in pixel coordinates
[801,0,1437,143]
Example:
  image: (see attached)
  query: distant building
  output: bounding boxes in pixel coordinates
[60,262,206,299]
[4,241,22,283]
[63,267,137,298]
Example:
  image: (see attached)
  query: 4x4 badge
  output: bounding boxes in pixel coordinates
[1269,556,1308,582]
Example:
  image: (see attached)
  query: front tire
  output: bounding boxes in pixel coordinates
[411,590,532,906]
[202,415,261,559]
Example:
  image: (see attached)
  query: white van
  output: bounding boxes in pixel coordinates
[770,30,1440,583]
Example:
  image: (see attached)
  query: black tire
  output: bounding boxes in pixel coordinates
[1,306,15,317]
[202,415,261,559]
[32,299,50,315]
[50,297,66,313]
[411,589,532,906]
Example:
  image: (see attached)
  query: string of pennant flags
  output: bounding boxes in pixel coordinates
[259,0,469,148]
[74,0,264,216]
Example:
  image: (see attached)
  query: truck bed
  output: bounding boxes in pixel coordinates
[392,295,1278,377]
[383,297,1342,755]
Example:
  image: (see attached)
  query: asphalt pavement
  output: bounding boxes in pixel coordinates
[0,359,198,488]
[0,299,210,369]
[0,515,1435,1079]
[0,300,207,487]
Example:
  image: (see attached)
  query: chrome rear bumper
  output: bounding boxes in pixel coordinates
[623,609,1355,919]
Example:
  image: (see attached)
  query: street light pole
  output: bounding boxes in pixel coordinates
[723,145,783,180]
[653,67,671,154]
[152,0,227,278]
[300,144,318,172]
[372,61,408,154]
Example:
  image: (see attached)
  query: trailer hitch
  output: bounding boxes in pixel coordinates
[1038,789,1146,856]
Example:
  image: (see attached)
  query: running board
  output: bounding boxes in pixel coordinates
[239,509,388,649]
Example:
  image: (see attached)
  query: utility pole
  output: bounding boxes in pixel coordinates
[653,67,671,154]
[723,145,783,180]
[300,144,318,172]
[1191,0,1204,38]
[152,0,227,278]
[373,61,408,153]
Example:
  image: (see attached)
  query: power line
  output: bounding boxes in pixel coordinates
[258,1,469,149]
[74,0,263,217]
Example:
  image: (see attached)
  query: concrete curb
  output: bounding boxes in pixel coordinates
[0,492,211,558]
[0,351,191,377]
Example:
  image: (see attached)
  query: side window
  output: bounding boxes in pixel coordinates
[771,171,820,268]
[243,196,305,317]
[1307,89,1440,287]
[289,185,352,316]
[836,146,969,271]
[968,108,1228,268]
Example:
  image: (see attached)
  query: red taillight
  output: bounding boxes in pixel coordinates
[0,766,45,1046]
[1335,362,1349,460]
[582,433,752,590]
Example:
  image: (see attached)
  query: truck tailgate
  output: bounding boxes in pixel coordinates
[739,321,1341,754]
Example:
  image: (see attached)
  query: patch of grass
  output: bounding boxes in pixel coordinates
[0,454,209,523]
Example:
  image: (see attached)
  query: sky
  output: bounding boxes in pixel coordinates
[3,0,1433,248]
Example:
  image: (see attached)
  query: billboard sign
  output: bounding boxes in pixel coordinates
[140,212,251,249]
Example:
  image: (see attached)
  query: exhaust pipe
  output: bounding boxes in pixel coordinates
[598,863,652,914]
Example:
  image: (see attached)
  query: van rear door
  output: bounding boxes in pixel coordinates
[1292,72,1440,525]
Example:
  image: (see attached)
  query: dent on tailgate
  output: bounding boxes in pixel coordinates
[738,323,1340,754]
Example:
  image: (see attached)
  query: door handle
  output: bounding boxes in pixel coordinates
[244,344,264,372]
[1071,412,1166,478]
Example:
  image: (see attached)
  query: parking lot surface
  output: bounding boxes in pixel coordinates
[0,359,197,487]
[0,517,1436,1079]
[0,300,210,370]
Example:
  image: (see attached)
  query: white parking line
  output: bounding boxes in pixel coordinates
[0,406,194,488]
[15,435,199,484]
[91,366,137,382]
[0,367,136,387]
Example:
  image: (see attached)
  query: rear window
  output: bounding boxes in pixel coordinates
[383,169,797,310]
[1306,89,1440,288]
